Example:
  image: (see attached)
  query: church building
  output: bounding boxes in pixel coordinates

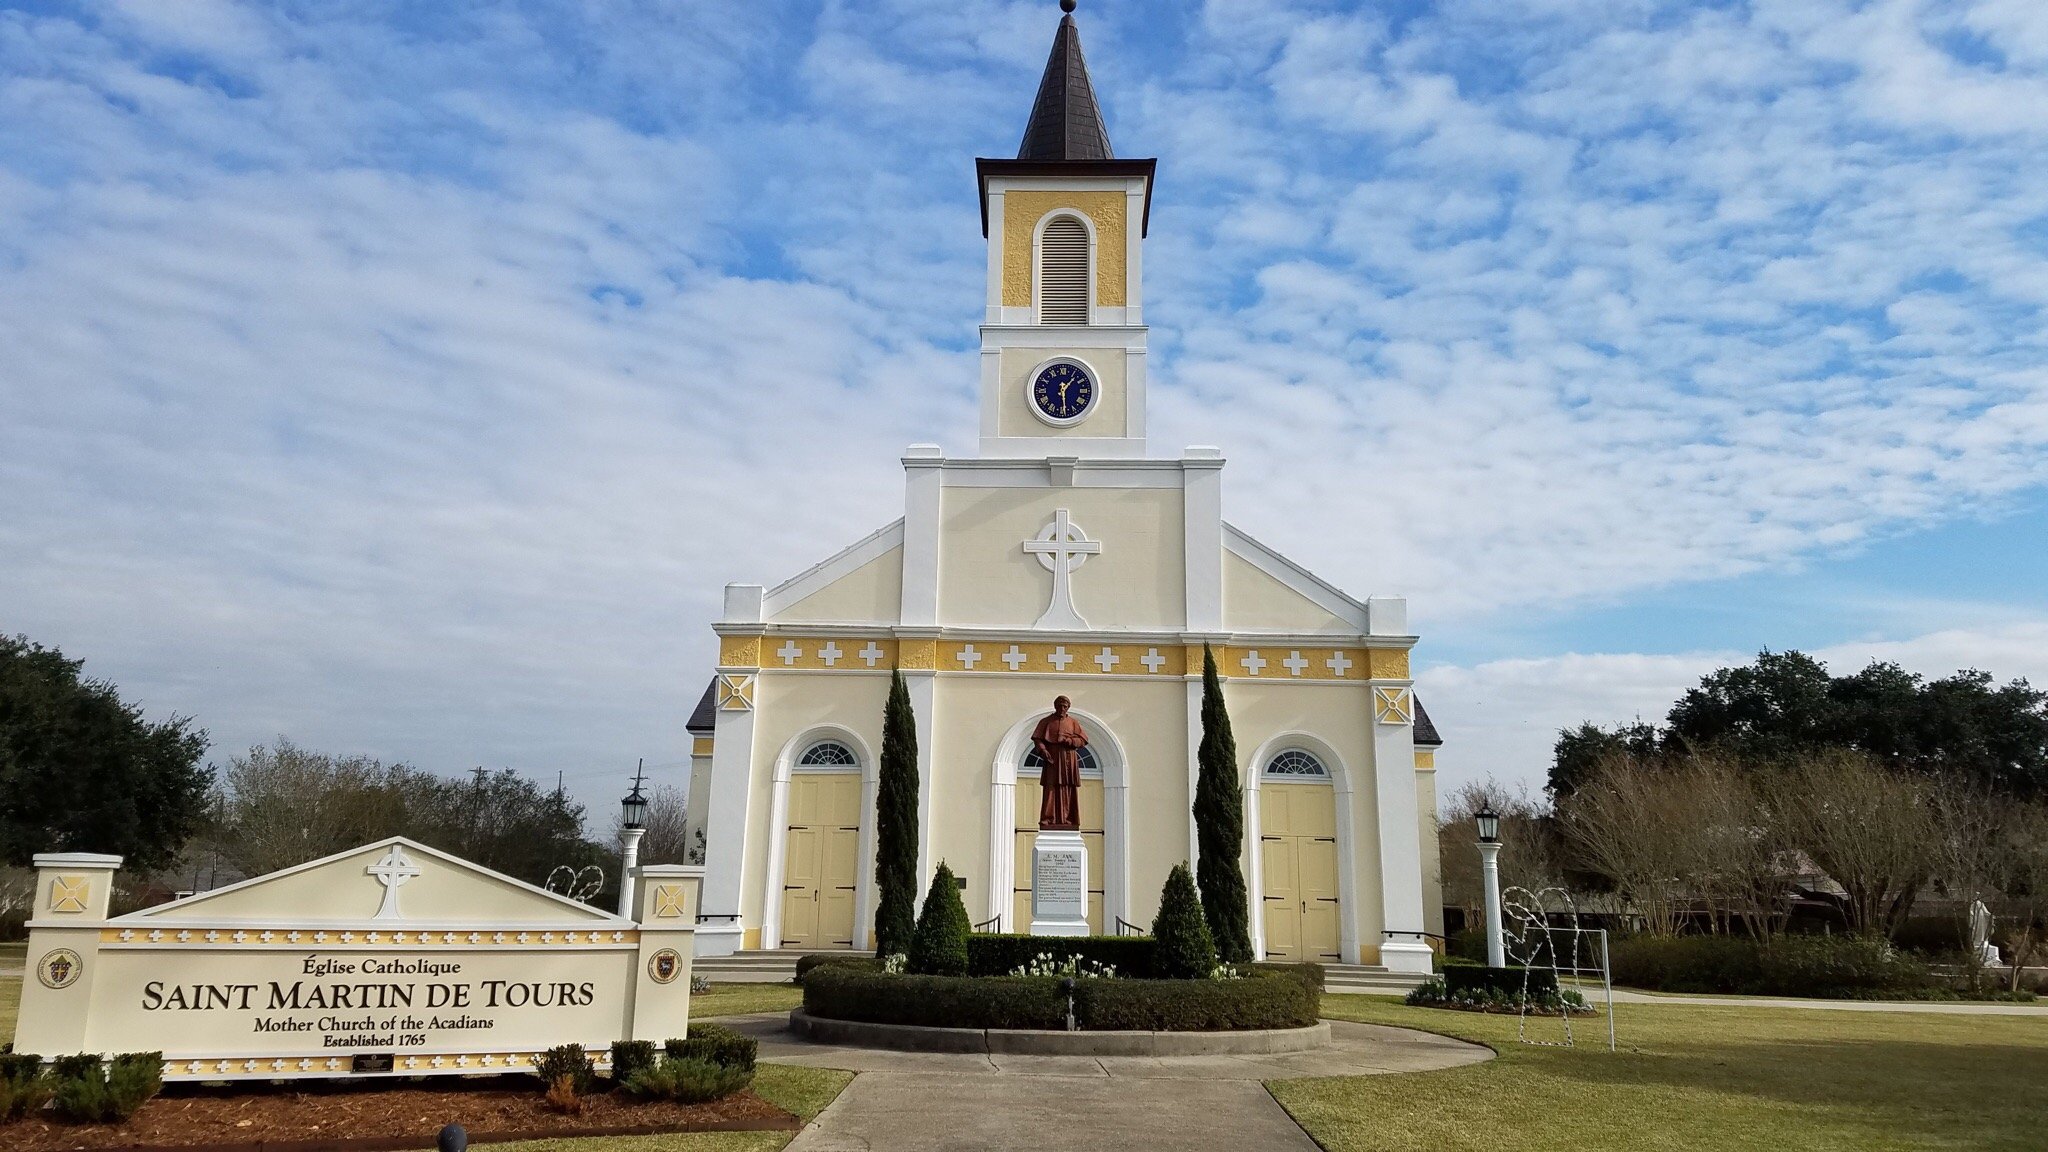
[685,5,1443,974]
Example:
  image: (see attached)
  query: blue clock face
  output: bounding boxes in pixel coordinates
[1032,362,1094,422]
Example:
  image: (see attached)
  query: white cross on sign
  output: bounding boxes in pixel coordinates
[1283,651,1310,676]
[1049,646,1074,670]
[859,642,886,667]
[1141,648,1166,673]
[1002,645,1029,670]
[777,640,803,666]
[1023,508,1101,630]
[1327,650,1353,676]
[1094,647,1120,672]
[957,644,982,668]
[367,845,421,919]
[819,641,843,666]
[1240,650,1268,675]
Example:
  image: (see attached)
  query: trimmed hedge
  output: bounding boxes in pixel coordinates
[802,964,1319,1032]
[1250,961,1325,994]
[796,953,882,982]
[965,934,1157,978]
[664,1022,758,1072]
[1610,933,1936,998]
[1443,962,1558,999]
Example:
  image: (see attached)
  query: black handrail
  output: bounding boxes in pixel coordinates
[971,916,1002,933]
[1115,917,1147,937]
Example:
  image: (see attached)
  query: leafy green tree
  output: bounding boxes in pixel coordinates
[1151,863,1217,979]
[1667,650,1841,757]
[874,669,920,956]
[0,635,211,871]
[1194,644,1253,962]
[906,860,970,976]
[1549,720,1663,798]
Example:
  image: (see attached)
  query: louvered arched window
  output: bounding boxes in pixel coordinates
[1037,216,1091,325]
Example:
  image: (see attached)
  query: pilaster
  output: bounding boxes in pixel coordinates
[629,865,701,1042]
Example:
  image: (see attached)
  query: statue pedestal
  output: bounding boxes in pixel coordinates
[1028,830,1090,937]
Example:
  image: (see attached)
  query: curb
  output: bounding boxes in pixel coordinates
[788,1009,1331,1055]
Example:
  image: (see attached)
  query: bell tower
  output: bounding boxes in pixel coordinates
[975,0,1156,459]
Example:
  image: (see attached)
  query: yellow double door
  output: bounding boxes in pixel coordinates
[779,773,861,950]
[1260,783,1341,962]
[1013,778,1106,933]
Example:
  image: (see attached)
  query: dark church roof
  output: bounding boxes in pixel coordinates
[1017,8,1113,161]
[1413,698,1443,747]
[686,679,717,735]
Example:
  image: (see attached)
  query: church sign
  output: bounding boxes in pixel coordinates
[12,839,700,1081]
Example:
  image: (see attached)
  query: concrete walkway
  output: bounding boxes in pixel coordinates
[726,1013,1491,1152]
[1603,988,2048,1015]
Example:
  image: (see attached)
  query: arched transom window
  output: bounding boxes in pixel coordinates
[796,740,859,769]
[1264,749,1329,780]
[1023,744,1103,778]
[1037,216,1090,325]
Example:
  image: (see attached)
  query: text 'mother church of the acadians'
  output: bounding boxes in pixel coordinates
[683,5,1444,975]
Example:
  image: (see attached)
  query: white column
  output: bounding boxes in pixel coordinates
[698,694,756,958]
[617,826,645,917]
[901,448,943,627]
[1182,449,1224,633]
[1184,675,1203,865]
[1479,841,1506,968]
[907,669,938,889]
[1370,682,1431,974]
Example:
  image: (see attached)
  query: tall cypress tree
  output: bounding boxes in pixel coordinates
[873,669,920,957]
[1195,643,1254,962]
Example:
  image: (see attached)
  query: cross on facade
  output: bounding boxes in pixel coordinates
[777,640,803,665]
[1002,645,1029,670]
[367,845,421,919]
[859,642,886,667]
[1049,646,1074,670]
[1141,648,1166,673]
[819,641,843,666]
[1023,508,1101,629]
[1282,651,1310,676]
[1094,647,1120,672]
[1327,650,1353,676]
[1241,650,1268,675]
[957,644,982,668]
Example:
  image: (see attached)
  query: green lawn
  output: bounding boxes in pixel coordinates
[1275,995,2048,1152]
[692,982,803,1019]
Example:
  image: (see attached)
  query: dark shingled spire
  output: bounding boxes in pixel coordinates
[1017,4,1113,161]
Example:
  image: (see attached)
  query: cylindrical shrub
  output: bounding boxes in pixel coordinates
[1152,863,1217,979]
[608,1040,657,1083]
[908,861,972,975]
[663,1022,758,1071]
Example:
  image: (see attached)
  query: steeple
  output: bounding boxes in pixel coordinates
[1017,0,1113,161]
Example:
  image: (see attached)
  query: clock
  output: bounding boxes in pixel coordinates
[1030,360,1095,426]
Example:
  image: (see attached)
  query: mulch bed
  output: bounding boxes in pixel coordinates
[2,1075,799,1152]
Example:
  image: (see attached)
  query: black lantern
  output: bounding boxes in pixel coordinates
[1475,804,1500,844]
[621,760,649,830]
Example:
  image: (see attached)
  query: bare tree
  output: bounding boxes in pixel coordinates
[1438,780,1563,917]
[1676,751,1791,939]
[0,865,33,926]
[611,784,690,865]
[1994,800,2048,991]
[1772,749,1935,938]
[213,739,418,876]
[1931,779,2006,965]
[1557,752,1693,935]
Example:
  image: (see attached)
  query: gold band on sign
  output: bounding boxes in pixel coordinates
[100,928,641,947]
[735,638,1409,680]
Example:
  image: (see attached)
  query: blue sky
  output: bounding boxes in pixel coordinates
[3,0,2046,815]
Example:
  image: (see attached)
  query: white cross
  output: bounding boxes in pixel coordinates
[1094,647,1120,672]
[341,931,355,943]
[232,930,248,944]
[957,644,982,668]
[777,640,803,666]
[205,930,220,943]
[859,642,886,667]
[1241,650,1268,675]
[819,641,843,666]
[148,930,163,942]
[1327,651,1354,676]
[119,929,134,942]
[1141,647,1166,673]
[177,930,192,942]
[1283,651,1310,677]
[493,932,506,943]
[1002,645,1029,670]
[367,931,382,944]
[1024,508,1101,630]
[1049,646,1074,670]
[366,845,420,919]
[259,930,273,943]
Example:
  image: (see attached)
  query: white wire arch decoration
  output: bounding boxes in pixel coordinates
[1500,884,1611,1050]
[546,864,604,904]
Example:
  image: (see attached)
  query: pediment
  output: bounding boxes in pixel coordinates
[1222,524,1369,634]
[117,837,628,927]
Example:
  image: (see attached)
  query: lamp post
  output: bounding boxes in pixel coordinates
[618,760,649,917]
[1475,804,1506,968]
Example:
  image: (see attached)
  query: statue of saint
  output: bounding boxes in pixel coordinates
[1031,695,1089,831]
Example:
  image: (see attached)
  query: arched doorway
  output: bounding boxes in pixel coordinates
[1247,737,1359,963]
[763,730,874,950]
[988,709,1128,932]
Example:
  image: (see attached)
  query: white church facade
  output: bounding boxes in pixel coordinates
[684,7,1443,974]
